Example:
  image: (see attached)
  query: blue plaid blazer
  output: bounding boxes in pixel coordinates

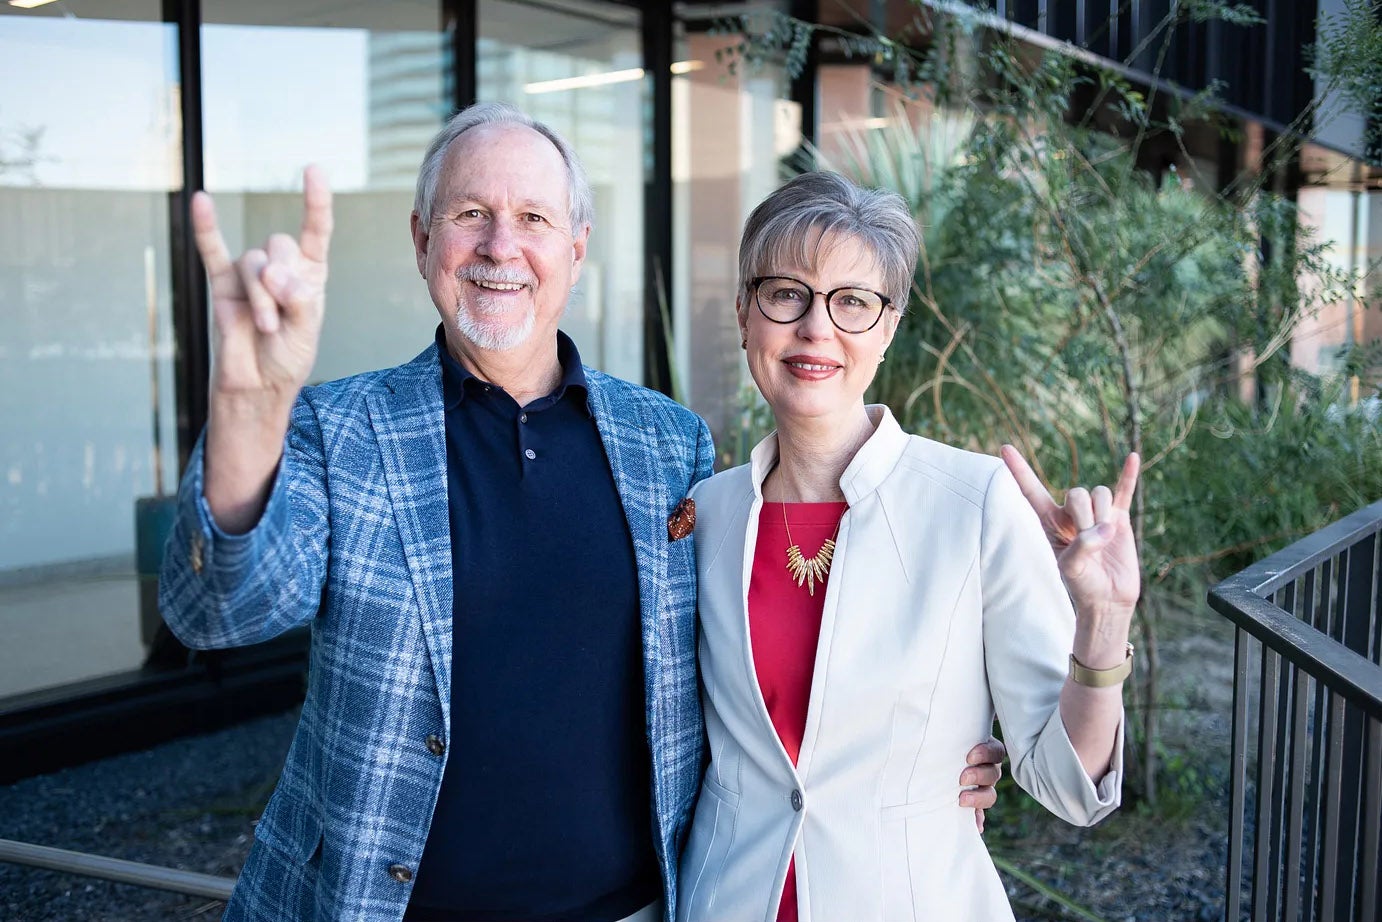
[159,343,714,922]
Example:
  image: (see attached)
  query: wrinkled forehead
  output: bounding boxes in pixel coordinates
[751,221,884,283]
[439,123,570,207]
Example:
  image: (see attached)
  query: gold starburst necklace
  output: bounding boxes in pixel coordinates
[782,502,845,597]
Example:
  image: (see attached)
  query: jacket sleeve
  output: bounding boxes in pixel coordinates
[158,394,331,648]
[692,415,715,487]
[979,463,1123,826]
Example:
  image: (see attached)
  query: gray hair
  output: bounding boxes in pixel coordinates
[737,171,920,314]
[413,101,594,232]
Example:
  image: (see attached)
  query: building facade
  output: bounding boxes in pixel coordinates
[0,0,1377,771]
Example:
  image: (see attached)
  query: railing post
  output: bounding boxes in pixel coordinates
[1208,499,1382,922]
[1226,628,1251,921]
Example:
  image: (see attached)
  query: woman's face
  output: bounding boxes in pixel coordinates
[739,230,899,429]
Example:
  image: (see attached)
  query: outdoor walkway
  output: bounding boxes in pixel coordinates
[0,709,296,921]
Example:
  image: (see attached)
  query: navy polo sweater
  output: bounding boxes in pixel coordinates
[405,329,658,921]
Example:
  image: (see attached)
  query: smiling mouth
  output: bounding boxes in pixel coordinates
[786,361,839,372]
[472,280,526,292]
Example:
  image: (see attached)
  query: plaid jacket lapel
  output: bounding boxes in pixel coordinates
[586,373,671,677]
[365,347,454,727]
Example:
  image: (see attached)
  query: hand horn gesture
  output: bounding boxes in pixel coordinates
[192,165,333,401]
[1000,446,1142,618]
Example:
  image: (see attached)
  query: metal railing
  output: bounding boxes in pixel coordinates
[0,837,235,899]
[1208,499,1382,922]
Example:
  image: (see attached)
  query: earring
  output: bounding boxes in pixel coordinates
[879,353,886,364]
[741,337,748,350]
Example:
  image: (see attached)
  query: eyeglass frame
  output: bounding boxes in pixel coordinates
[748,275,894,333]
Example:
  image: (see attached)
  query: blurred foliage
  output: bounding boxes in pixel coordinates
[723,0,1382,807]
[0,114,45,182]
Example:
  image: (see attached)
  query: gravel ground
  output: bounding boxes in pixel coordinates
[1,619,1235,921]
[0,710,296,922]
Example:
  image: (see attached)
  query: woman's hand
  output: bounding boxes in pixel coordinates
[1000,446,1141,626]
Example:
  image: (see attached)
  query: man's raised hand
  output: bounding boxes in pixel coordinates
[197,167,333,534]
[193,165,333,400]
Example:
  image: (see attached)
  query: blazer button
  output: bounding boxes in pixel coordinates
[388,863,413,883]
[790,789,803,812]
[425,734,445,756]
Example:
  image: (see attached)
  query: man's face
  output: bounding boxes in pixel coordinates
[412,123,588,356]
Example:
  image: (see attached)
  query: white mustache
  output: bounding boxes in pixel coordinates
[455,265,536,287]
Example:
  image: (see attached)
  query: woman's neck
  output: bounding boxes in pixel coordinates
[766,406,878,503]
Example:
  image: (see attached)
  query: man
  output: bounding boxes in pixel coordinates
[160,103,1004,922]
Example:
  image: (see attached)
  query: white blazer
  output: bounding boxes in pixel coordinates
[678,406,1122,922]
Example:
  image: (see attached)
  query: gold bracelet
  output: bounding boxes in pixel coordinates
[1068,643,1134,688]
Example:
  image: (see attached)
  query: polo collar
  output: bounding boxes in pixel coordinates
[436,325,591,415]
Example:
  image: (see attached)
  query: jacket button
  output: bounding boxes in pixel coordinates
[425,734,445,756]
[388,863,413,883]
[790,789,803,811]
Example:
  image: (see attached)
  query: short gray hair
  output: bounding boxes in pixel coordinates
[738,171,919,314]
[413,102,594,232]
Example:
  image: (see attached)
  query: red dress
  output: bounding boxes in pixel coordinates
[749,501,848,922]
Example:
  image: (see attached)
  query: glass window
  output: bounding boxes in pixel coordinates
[0,3,179,697]
[1292,184,1373,376]
[201,1,448,384]
[478,0,645,383]
[672,11,797,453]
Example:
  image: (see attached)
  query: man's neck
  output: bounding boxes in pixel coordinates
[443,331,564,407]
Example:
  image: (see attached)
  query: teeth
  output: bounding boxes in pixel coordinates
[475,280,524,291]
[789,362,835,371]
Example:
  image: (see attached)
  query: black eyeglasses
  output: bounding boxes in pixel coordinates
[750,276,892,333]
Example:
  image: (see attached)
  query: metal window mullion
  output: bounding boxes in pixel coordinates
[789,0,818,151]
[445,0,477,111]
[641,0,672,394]
[165,0,209,470]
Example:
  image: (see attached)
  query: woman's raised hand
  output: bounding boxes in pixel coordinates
[1000,446,1142,619]
[192,165,333,402]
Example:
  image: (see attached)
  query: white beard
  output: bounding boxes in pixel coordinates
[454,296,537,352]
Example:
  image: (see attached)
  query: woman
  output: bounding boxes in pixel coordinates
[678,172,1139,921]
